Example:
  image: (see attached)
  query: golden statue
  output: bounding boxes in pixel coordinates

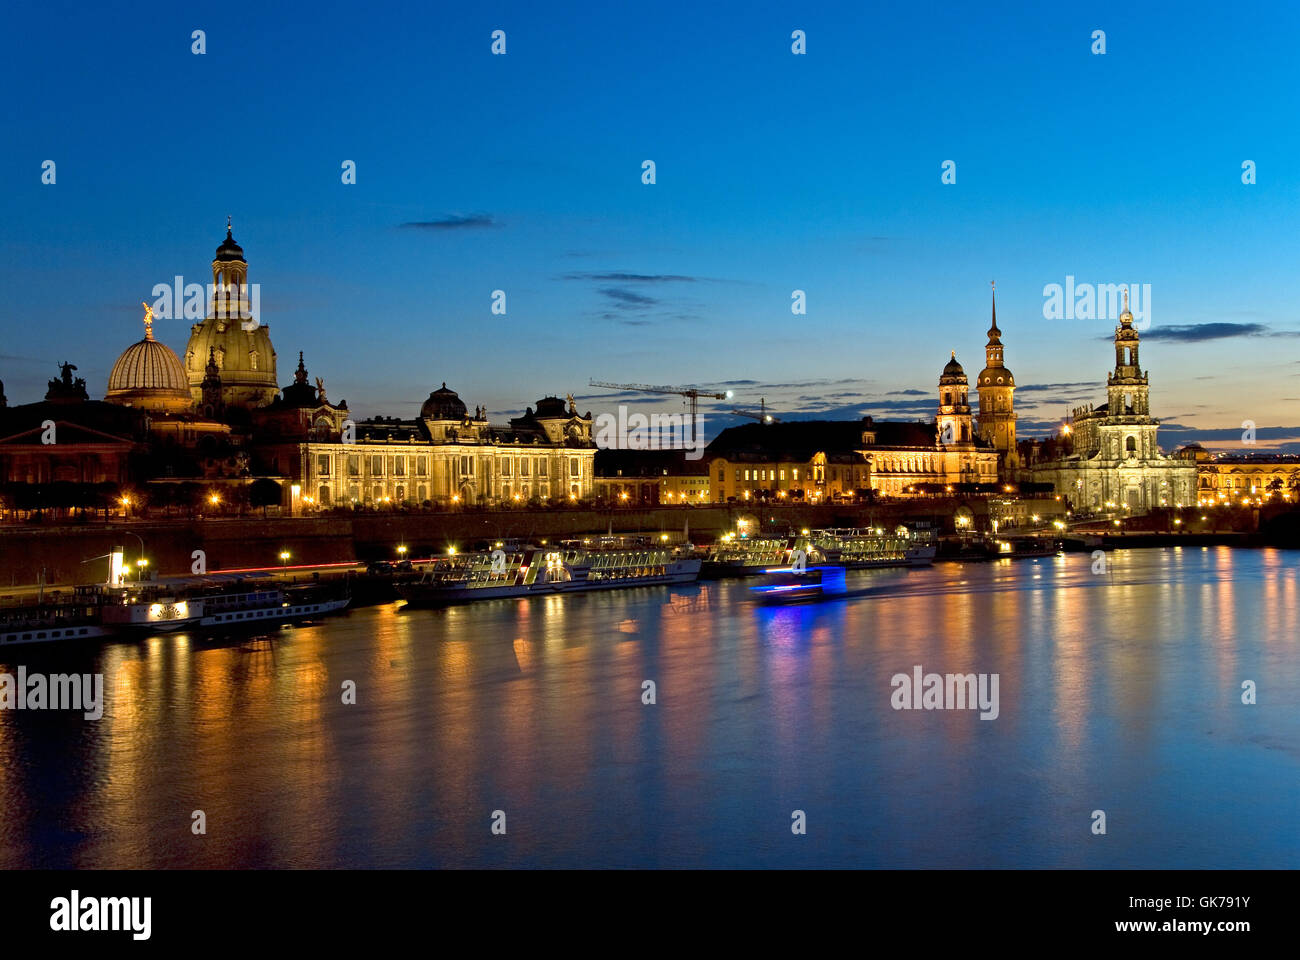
[141,301,155,340]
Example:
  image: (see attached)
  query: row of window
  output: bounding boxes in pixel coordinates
[3,626,95,643]
[314,454,588,479]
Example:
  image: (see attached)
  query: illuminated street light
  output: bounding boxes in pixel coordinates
[279,550,291,569]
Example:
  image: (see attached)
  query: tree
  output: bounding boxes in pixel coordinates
[248,479,282,517]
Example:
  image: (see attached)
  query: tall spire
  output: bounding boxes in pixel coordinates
[987,280,1001,341]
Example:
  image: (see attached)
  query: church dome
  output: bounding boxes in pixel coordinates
[107,307,193,413]
[940,353,967,382]
[979,369,1014,386]
[215,221,245,263]
[183,318,278,406]
[420,383,468,420]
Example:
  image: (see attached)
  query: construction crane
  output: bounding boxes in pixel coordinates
[588,380,733,422]
[731,398,780,423]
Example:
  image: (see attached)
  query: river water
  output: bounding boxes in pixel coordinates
[1,547,1297,868]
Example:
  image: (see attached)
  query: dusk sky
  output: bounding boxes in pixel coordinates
[4,1,1300,450]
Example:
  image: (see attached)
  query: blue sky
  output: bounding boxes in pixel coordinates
[3,0,1300,450]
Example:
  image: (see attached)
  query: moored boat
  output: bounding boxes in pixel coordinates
[397,543,701,607]
[701,525,936,578]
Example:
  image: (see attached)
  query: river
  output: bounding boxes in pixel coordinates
[1,546,1297,868]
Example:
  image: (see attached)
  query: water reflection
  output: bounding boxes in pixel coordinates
[1,547,1297,868]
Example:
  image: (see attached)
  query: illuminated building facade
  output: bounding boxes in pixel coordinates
[1028,297,1195,513]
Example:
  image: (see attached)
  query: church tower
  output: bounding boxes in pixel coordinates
[976,282,1019,469]
[1107,289,1149,417]
[937,352,973,446]
[183,219,279,408]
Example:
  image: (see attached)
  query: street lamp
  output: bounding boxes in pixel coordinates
[397,545,408,559]
[279,550,291,569]
[135,557,149,581]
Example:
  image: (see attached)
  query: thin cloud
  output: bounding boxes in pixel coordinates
[599,287,659,308]
[400,214,497,229]
[565,272,703,283]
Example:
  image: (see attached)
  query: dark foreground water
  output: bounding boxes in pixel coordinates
[2,547,1298,869]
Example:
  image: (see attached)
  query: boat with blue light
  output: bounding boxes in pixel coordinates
[749,564,848,604]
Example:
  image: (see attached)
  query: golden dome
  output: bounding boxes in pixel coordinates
[106,308,193,413]
[183,318,278,406]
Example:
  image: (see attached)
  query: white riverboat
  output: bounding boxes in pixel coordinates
[397,543,702,606]
[701,525,936,578]
[0,579,349,647]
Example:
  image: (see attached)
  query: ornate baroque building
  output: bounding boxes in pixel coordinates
[281,381,597,509]
[0,223,597,511]
[1028,295,1195,512]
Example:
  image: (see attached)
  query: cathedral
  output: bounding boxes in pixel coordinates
[1027,293,1195,513]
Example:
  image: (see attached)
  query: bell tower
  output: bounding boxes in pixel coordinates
[976,281,1019,469]
[937,352,973,446]
[1107,288,1149,417]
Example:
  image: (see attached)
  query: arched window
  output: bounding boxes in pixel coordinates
[318,486,330,504]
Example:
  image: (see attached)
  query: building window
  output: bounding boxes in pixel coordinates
[520,459,530,477]
[371,455,384,475]
[348,456,360,477]
[537,459,547,477]
[570,458,579,477]
[415,458,427,476]
[501,459,512,477]
[394,457,406,477]
[317,455,330,476]
[318,485,331,504]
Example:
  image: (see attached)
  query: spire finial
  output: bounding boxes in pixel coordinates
[140,301,154,340]
[226,214,232,235]
[1123,286,1129,311]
